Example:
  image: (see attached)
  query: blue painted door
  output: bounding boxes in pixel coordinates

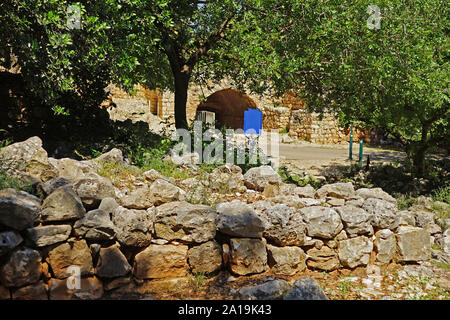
[244,108,263,134]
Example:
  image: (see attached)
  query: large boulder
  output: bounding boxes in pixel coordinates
[374,229,396,264]
[26,225,72,247]
[338,236,373,268]
[40,186,86,223]
[40,177,71,196]
[362,198,399,230]
[294,185,316,198]
[46,240,94,279]
[257,204,306,246]
[243,165,281,191]
[73,209,116,241]
[315,182,354,199]
[112,206,153,247]
[95,245,131,278]
[133,244,188,279]
[0,188,41,230]
[12,282,48,300]
[90,148,124,165]
[229,238,267,276]
[301,206,343,239]
[72,174,115,208]
[153,201,216,243]
[0,136,57,182]
[120,186,153,209]
[149,179,186,206]
[239,279,291,300]
[267,245,306,276]
[52,158,96,180]
[216,200,265,238]
[0,231,23,256]
[187,241,223,275]
[283,277,329,300]
[48,277,103,300]
[355,188,396,204]
[396,226,431,262]
[209,164,245,192]
[336,205,373,237]
[0,248,42,287]
[306,246,340,271]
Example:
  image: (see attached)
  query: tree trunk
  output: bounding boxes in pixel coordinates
[406,142,428,177]
[173,71,190,129]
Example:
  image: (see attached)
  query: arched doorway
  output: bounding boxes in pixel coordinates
[196,89,260,130]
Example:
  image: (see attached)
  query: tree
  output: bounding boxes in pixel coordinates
[111,0,288,129]
[262,0,449,176]
[0,1,115,141]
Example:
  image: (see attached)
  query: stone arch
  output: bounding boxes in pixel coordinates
[196,89,259,129]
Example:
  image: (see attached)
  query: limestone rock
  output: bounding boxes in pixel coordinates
[47,240,93,279]
[0,285,10,299]
[267,245,306,276]
[338,236,373,268]
[398,210,416,227]
[48,276,103,300]
[12,282,48,300]
[294,184,316,198]
[283,277,329,300]
[355,188,396,204]
[306,246,340,271]
[315,182,354,199]
[26,225,71,247]
[91,148,124,165]
[301,206,343,239]
[229,238,267,276]
[0,136,57,182]
[336,205,373,237]
[216,200,265,238]
[104,276,131,291]
[143,169,167,182]
[396,226,431,262]
[209,164,244,192]
[120,186,153,209]
[243,165,281,191]
[362,198,399,230]
[0,248,42,287]
[0,188,41,230]
[0,231,23,256]
[72,174,115,208]
[95,245,131,278]
[187,241,223,274]
[73,209,115,241]
[258,204,306,246]
[40,186,86,223]
[154,201,216,243]
[54,158,96,180]
[413,211,435,228]
[133,244,188,279]
[98,197,119,214]
[40,177,71,196]
[239,279,291,300]
[112,206,153,247]
[149,179,186,206]
[374,229,396,264]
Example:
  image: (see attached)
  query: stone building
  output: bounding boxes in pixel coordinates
[105,81,367,144]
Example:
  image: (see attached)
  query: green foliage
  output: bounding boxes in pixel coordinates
[396,194,417,210]
[432,185,450,204]
[0,170,33,194]
[277,165,323,189]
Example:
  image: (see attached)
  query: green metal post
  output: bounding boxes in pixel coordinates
[349,122,353,160]
[359,139,364,166]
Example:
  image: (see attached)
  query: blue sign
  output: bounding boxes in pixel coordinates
[244,108,263,135]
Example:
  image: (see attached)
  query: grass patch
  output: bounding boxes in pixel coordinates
[95,161,141,190]
[278,165,323,189]
[396,194,417,210]
[0,170,34,194]
[190,272,208,292]
[432,185,450,204]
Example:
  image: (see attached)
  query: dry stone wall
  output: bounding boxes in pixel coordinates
[0,137,446,300]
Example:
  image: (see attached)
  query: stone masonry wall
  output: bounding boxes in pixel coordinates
[0,137,444,300]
